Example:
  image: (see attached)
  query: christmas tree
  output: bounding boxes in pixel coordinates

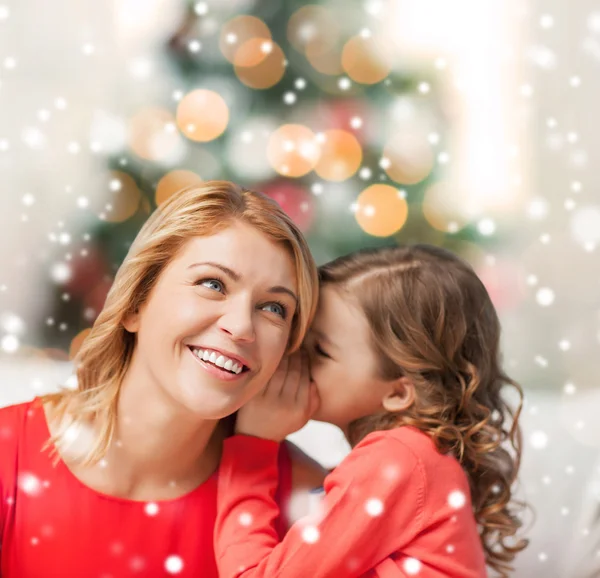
[42,0,489,353]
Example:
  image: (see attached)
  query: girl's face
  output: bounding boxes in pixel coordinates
[123,221,299,419]
[305,285,396,433]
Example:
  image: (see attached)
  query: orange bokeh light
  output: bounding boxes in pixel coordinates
[234,39,286,90]
[176,89,229,142]
[103,171,141,223]
[342,36,391,85]
[128,107,178,162]
[382,133,435,185]
[306,42,343,76]
[314,130,362,181]
[267,124,321,178]
[219,15,272,63]
[355,184,409,237]
[156,170,203,206]
[288,5,342,76]
[287,5,338,54]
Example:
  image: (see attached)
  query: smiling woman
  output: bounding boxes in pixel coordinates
[118,221,306,422]
[0,181,323,577]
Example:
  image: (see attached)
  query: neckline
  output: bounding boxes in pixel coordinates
[33,397,219,505]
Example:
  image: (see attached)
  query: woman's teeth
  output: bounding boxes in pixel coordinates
[191,348,244,374]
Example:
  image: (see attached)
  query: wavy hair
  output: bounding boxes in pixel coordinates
[43,180,318,465]
[318,244,527,576]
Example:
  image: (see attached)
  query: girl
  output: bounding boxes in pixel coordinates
[215,244,528,577]
[0,181,325,577]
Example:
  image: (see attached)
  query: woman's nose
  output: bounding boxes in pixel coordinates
[217,301,256,343]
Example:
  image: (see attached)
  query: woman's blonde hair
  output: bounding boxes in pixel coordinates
[318,244,527,577]
[43,181,318,465]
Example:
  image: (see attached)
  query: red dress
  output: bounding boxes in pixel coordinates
[0,399,292,578]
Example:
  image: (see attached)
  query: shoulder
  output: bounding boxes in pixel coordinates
[0,399,38,484]
[333,427,444,493]
[345,427,427,471]
[0,398,36,437]
[380,427,472,506]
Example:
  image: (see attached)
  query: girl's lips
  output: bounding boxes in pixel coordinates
[187,347,248,382]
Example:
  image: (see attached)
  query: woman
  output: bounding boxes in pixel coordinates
[0,181,325,577]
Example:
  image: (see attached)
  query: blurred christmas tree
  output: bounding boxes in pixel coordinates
[42,0,489,353]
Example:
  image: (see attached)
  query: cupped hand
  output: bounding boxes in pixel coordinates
[235,349,320,442]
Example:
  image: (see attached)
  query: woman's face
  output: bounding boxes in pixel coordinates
[124,220,299,418]
[305,285,393,433]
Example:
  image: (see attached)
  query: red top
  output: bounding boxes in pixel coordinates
[0,399,293,578]
[215,428,488,578]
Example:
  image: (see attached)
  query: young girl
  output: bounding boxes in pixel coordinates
[215,244,528,578]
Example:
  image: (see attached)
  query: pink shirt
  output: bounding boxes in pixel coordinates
[215,427,487,577]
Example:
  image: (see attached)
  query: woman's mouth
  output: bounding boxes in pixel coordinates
[187,346,250,381]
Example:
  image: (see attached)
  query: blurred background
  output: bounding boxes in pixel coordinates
[1,0,599,575]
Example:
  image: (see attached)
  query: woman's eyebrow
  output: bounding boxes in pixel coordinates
[267,286,298,303]
[187,261,240,280]
[187,261,298,303]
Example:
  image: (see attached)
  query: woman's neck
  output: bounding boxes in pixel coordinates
[46,378,229,501]
[105,375,226,499]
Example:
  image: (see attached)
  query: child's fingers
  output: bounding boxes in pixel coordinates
[264,355,289,396]
[281,351,303,401]
[295,350,311,404]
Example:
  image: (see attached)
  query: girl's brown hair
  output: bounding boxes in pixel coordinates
[43,180,318,466]
[319,244,527,576]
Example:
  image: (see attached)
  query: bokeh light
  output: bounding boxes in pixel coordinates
[128,107,184,163]
[234,39,286,90]
[226,116,277,180]
[422,181,469,233]
[314,130,362,181]
[354,184,408,237]
[267,124,321,178]
[306,42,344,76]
[102,171,141,223]
[288,5,342,76]
[155,170,203,206]
[341,35,391,85]
[287,5,338,54]
[219,15,272,64]
[263,181,315,232]
[382,132,435,185]
[176,89,229,142]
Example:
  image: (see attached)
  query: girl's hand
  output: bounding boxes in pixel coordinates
[235,350,320,442]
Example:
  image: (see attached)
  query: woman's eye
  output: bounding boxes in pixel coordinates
[199,279,224,293]
[262,302,287,319]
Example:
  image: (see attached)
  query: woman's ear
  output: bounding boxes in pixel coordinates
[122,310,140,333]
[381,377,415,413]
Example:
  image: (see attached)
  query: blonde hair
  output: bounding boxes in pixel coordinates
[43,181,318,465]
[319,244,527,577]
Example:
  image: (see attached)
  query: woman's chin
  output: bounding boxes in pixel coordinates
[173,385,241,420]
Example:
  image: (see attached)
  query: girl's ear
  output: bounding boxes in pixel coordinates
[381,377,415,413]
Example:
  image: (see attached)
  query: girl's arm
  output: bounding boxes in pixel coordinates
[214,430,426,578]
